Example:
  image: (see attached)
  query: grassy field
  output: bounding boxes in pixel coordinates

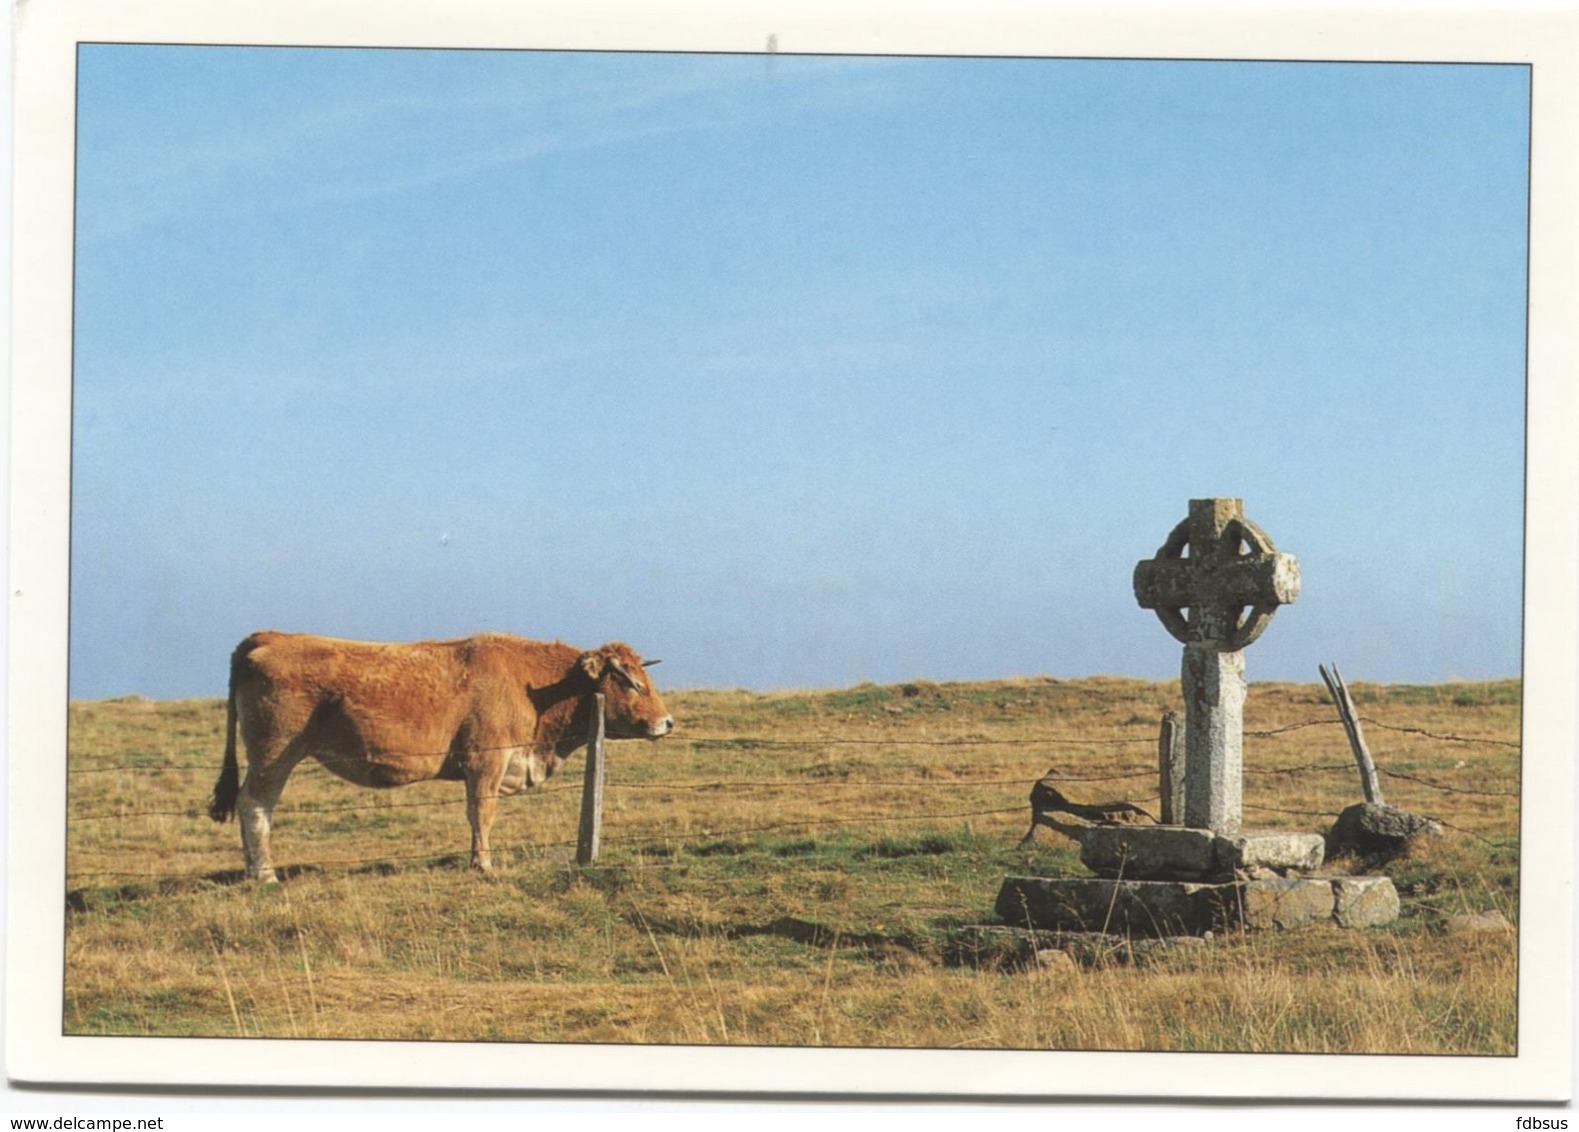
[63,674,1521,1052]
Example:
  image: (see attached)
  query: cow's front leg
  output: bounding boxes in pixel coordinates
[463,761,505,873]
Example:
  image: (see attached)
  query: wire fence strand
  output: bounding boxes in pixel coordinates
[66,728,1174,776]
[66,711,1519,882]
[1377,767,1519,798]
[66,802,1032,884]
[1359,718,1522,748]
[70,713,1525,778]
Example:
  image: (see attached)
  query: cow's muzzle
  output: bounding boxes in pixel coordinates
[649,716,674,738]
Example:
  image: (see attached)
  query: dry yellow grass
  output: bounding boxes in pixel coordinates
[63,675,1520,1052]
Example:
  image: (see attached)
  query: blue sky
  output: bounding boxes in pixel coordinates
[69,47,1529,699]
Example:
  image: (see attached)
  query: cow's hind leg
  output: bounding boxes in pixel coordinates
[237,756,300,883]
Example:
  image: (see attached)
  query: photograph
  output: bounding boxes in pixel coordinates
[8,0,1574,1105]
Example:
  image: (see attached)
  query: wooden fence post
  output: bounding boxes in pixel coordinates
[1158,710,1186,824]
[1319,662,1383,805]
[576,693,607,865]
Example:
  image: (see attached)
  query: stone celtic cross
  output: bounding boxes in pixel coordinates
[1133,498,1300,833]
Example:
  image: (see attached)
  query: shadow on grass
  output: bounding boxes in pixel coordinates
[627,911,932,959]
[65,853,489,910]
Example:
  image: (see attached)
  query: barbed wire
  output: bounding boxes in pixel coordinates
[1376,767,1519,798]
[67,772,1144,823]
[1244,720,1341,737]
[66,713,1524,779]
[65,729,1520,823]
[1242,803,1509,849]
[1432,817,1509,847]
[68,783,583,822]
[1243,802,1339,819]
[66,790,1518,885]
[72,756,1520,824]
[64,802,1031,884]
[1243,762,1354,777]
[685,734,1159,749]
[1359,718,1522,749]
[67,844,520,884]
[64,736,661,775]
[604,774,1151,791]
[609,803,1028,847]
[1238,761,1519,798]
[62,729,1167,776]
[63,709,1519,882]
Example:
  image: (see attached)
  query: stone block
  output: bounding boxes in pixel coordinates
[995,876,1226,937]
[1237,877,1335,930]
[1078,825,1219,879]
[1215,831,1326,873]
[1331,876,1400,928]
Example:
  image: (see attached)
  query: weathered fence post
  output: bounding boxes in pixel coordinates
[576,693,607,865]
[1319,662,1383,804]
[1157,710,1186,824]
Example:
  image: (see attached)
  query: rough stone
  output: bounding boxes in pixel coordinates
[1328,803,1443,858]
[1331,876,1400,928]
[1445,909,1514,935]
[996,876,1230,937]
[1215,830,1326,873]
[1032,948,1080,973]
[1078,825,1220,879]
[1240,865,1280,881]
[1236,877,1335,930]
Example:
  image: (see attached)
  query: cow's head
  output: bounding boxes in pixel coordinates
[578,642,674,740]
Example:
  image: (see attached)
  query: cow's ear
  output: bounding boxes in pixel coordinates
[578,652,605,681]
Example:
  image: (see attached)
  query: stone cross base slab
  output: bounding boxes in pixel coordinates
[996,874,1398,937]
[1079,825,1326,880]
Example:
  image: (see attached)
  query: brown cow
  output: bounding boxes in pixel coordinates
[208,630,673,881]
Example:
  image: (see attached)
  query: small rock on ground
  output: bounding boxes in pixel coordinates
[1445,909,1514,935]
[1033,948,1080,973]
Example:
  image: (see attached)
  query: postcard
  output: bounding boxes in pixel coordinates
[7,0,1574,1104]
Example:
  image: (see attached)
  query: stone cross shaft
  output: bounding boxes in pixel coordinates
[1133,498,1300,834]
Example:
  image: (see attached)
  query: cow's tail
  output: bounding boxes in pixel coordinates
[207,639,251,823]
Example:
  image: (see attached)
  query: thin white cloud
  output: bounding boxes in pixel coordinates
[77,51,907,241]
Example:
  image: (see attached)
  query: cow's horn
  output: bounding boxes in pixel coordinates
[641,658,662,667]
